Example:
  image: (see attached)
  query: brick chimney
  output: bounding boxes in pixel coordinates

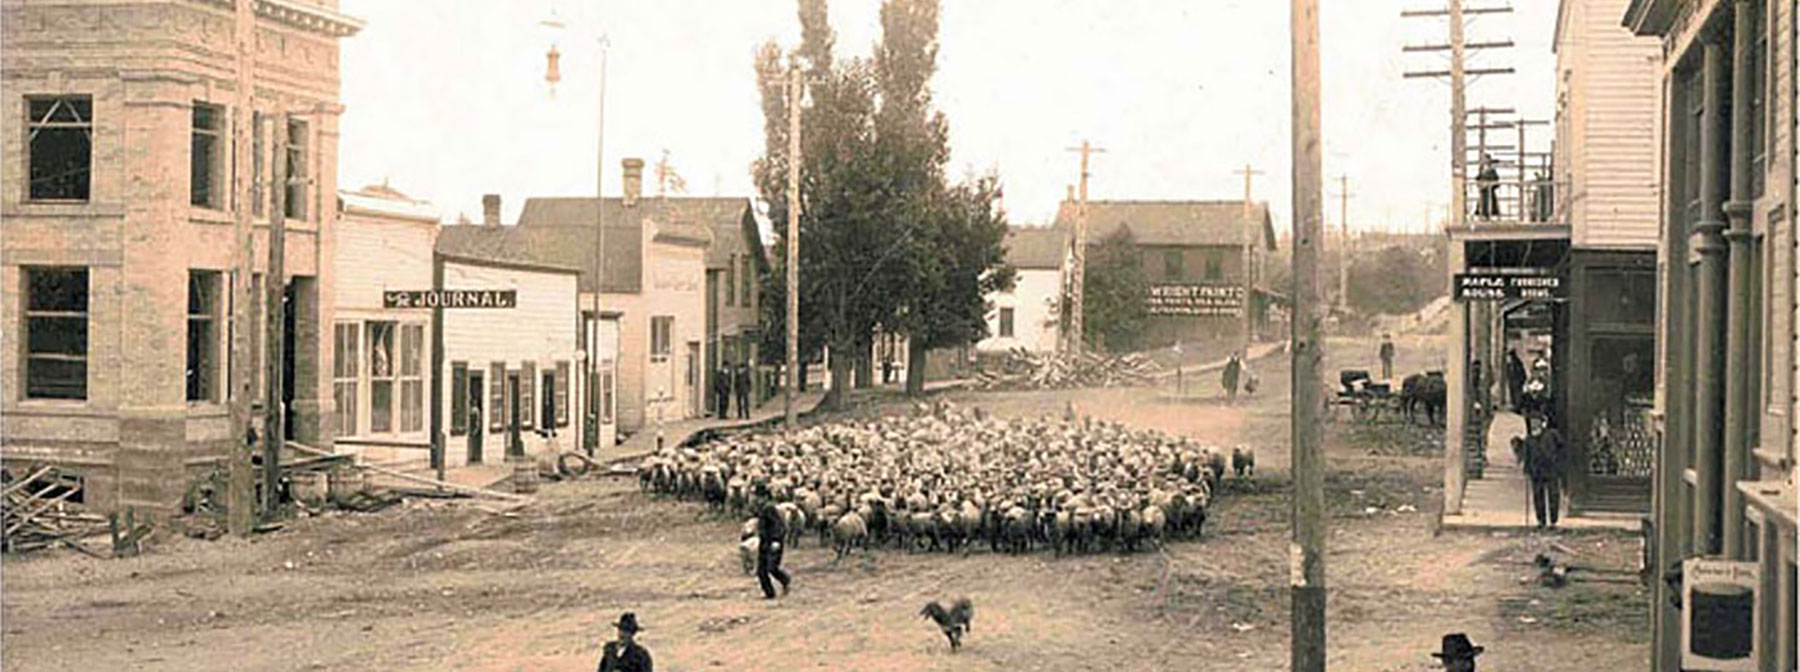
[1066,185,1075,202]
[481,194,501,226]
[622,158,645,207]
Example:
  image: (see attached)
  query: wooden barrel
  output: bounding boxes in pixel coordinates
[513,462,540,495]
[328,466,366,503]
[291,470,328,508]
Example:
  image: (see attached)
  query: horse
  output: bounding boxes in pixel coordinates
[1400,371,1447,426]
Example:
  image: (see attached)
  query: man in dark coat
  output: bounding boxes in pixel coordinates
[596,612,653,672]
[1524,416,1566,528]
[1221,352,1242,404]
[1476,154,1500,218]
[754,484,791,598]
[716,365,733,419]
[735,364,752,420]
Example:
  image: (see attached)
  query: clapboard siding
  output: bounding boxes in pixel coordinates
[335,217,436,312]
[978,268,1061,353]
[1559,0,1663,249]
[439,260,579,463]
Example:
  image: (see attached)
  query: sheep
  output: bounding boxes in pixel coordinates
[832,510,868,564]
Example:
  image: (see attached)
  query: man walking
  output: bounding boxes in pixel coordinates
[1221,352,1242,404]
[1378,333,1396,380]
[1524,415,1566,529]
[754,484,791,599]
[596,612,653,672]
[735,363,752,420]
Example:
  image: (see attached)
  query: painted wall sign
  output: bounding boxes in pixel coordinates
[1451,273,1566,301]
[383,289,517,309]
[1681,557,1759,671]
[1146,284,1245,317]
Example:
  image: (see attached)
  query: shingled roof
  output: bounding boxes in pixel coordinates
[435,225,605,283]
[464,195,748,294]
[1051,200,1277,250]
[1004,225,1067,270]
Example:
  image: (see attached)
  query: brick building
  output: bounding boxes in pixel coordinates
[0,0,360,512]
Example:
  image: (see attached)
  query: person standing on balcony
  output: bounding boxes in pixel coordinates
[1476,154,1500,219]
[1531,168,1555,222]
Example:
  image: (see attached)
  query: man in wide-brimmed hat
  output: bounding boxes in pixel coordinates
[596,612,652,672]
[1430,633,1484,671]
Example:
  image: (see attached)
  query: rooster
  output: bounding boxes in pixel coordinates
[920,597,975,652]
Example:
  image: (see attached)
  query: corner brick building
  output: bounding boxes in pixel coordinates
[0,0,361,512]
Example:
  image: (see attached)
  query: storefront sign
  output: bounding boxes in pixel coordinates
[1146,284,1244,317]
[1452,273,1566,301]
[383,290,517,309]
[1681,558,1759,671]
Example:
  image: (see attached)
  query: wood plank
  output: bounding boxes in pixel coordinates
[0,467,54,499]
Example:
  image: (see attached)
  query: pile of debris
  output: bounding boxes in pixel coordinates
[2,466,110,556]
[973,348,1165,390]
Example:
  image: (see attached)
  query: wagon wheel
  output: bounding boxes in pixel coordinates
[1351,396,1376,423]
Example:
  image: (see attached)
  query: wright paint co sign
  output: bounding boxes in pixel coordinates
[1146,284,1245,317]
[383,290,518,309]
[1452,273,1567,302]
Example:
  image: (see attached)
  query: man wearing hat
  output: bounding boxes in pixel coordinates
[596,612,653,672]
[754,483,792,599]
[1431,633,1483,671]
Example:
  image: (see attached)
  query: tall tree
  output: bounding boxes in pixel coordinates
[870,0,1013,395]
[1084,228,1150,352]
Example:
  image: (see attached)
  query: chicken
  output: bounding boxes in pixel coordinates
[920,597,975,652]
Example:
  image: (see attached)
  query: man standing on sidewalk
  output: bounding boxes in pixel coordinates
[735,363,752,419]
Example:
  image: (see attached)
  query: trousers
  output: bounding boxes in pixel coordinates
[1531,476,1561,527]
[757,543,790,598]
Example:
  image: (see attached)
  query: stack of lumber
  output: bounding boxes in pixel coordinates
[3,466,108,555]
[973,348,1164,390]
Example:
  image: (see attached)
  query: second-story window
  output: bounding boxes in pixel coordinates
[191,103,224,208]
[1205,252,1223,281]
[727,254,738,307]
[252,111,266,217]
[27,96,92,201]
[285,118,308,221]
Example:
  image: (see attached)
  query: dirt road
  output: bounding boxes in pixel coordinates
[1,337,1647,671]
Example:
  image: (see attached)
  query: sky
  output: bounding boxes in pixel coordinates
[337,1,1559,234]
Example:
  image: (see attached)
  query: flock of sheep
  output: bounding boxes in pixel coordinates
[635,401,1254,565]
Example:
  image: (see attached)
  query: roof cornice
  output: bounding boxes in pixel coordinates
[1621,0,1678,36]
[191,0,364,38]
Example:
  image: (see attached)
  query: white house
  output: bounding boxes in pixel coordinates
[331,184,439,451]
[978,225,1065,353]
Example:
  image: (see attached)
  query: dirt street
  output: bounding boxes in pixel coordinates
[1,337,1648,671]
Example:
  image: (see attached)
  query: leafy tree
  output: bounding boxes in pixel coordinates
[1346,243,1446,316]
[1083,228,1149,352]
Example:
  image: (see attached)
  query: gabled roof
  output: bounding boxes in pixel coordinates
[1004,225,1067,270]
[434,225,585,276]
[509,196,750,293]
[1052,200,1277,250]
[435,224,640,293]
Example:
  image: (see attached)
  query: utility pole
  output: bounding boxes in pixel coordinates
[1336,175,1353,312]
[592,36,610,455]
[262,113,287,517]
[1291,0,1326,670]
[784,65,802,431]
[227,0,256,537]
[1064,140,1105,353]
[1237,164,1263,351]
[1403,0,1512,516]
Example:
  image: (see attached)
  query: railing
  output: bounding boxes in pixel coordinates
[1462,178,1568,225]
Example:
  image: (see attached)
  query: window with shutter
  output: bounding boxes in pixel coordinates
[489,362,506,432]
[556,360,571,427]
[451,362,468,436]
[521,361,536,430]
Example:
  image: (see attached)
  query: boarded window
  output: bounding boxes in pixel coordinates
[23,267,88,399]
[451,362,468,436]
[186,270,222,402]
[490,362,506,432]
[555,360,571,427]
[332,322,359,436]
[27,96,92,201]
[521,361,536,430]
[190,102,223,208]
